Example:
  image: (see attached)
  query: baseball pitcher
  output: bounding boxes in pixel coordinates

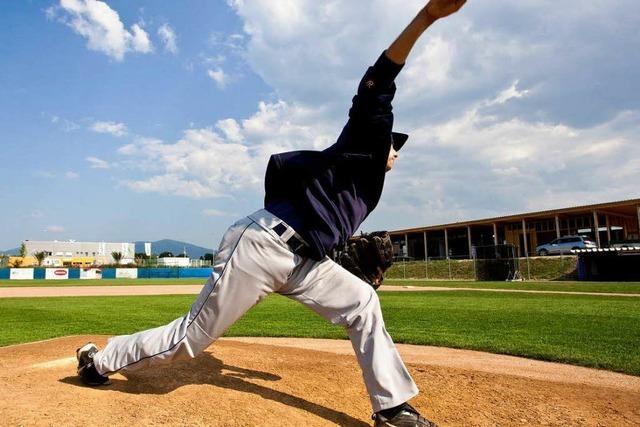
[76,1,467,425]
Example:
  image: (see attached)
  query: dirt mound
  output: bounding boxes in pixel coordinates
[1,336,638,426]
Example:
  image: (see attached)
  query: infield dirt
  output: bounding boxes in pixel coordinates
[1,336,638,426]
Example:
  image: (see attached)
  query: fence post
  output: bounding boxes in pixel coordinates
[472,252,477,281]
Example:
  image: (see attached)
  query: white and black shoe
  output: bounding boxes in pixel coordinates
[76,343,110,386]
[372,403,437,427]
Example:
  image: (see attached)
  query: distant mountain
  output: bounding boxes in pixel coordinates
[1,247,19,256]
[135,239,215,259]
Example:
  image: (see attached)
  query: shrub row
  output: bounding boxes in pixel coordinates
[386,256,578,281]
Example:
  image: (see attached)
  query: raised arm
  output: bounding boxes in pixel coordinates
[385,0,467,65]
[330,0,467,155]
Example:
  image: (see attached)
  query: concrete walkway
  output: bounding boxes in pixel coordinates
[1,284,639,298]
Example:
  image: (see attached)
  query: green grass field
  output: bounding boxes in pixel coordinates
[385,279,640,294]
[1,291,638,376]
[3,278,640,294]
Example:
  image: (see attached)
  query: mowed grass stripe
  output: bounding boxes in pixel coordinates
[0,292,638,375]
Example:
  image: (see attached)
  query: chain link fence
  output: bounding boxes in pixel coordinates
[387,252,577,281]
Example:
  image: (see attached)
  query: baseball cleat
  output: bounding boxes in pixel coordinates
[372,403,437,427]
[76,342,110,386]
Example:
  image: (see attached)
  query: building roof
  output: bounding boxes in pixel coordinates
[390,198,640,234]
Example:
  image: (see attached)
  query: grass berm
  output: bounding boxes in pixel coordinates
[386,256,578,280]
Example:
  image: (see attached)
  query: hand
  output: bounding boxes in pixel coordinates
[425,0,467,20]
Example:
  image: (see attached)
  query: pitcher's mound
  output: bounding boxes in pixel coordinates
[1,336,638,426]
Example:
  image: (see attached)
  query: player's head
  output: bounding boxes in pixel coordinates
[386,132,408,172]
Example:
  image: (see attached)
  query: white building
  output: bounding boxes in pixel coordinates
[156,257,191,267]
[23,240,135,266]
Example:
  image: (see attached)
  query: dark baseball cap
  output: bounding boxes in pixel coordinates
[392,132,408,151]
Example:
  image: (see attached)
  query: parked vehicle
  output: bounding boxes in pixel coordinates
[536,235,597,256]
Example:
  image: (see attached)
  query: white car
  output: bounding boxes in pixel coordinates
[536,236,597,256]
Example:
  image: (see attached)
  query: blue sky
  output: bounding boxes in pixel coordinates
[1,0,639,250]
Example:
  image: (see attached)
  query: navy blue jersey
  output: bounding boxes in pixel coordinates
[265,52,405,260]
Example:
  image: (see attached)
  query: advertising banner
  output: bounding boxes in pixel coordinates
[80,268,100,280]
[45,268,69,280]
[10,268,34,280]
[144,242,151,257]
[115,268,138,279]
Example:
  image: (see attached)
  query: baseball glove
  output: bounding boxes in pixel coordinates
[334,231,394,290]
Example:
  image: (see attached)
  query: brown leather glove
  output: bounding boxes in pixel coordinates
[333,231,394,290]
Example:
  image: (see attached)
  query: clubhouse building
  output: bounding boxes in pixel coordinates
[389,198,640,260]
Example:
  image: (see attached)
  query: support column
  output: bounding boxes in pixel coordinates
[592,211,601,248]
[423,232,428,261]
[637,206,640,238]
[404,233,409,257]
[423,231,428,279]
[605,215,611,246]
[444,228,449,259]
[467,226,473,259]
[555,215,561,239]
[522,219,529,257]
[493,223,498,245]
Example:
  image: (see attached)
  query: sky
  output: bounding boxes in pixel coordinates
[1,0,639,250]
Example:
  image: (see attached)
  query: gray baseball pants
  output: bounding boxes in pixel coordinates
[93,209,418,411]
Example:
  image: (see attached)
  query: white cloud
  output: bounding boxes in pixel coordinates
[157,23,178,54]
[51,0,153,61]
[65,171,79,179]
[215,119,243,142]
[45,225,65,233]
[207,68,230,89]
[122,127,259,198]
[91,120,127,136]
[117,143,136,155]
[378,100,640,226]
[488,81,530,106]
[125,174,219,199]
[86,156,110,169]
[44,113,80,132]
[119,100,333,199]
[130,23,152,53]
[209,32,244,50]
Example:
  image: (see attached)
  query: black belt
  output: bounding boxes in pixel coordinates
[272,222,309,255]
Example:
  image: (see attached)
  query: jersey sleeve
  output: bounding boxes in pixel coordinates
[322,51,405,159]
[348,51,404,125]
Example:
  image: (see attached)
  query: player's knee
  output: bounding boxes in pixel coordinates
[343,286,383,330]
